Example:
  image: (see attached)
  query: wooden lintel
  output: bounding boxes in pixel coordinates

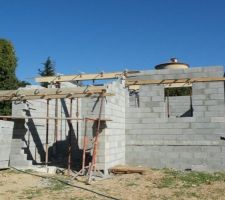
[0,86,114,101]
[126,77,225,86]
[0,92,114,101]
[128,85,140,90]
[35,71,140,83]
[0,116,112,121]
[85,117,112,121]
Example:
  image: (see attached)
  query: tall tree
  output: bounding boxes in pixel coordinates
[38,57,56,87]
[0,39,18,115]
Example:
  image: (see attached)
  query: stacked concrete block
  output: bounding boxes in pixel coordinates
[103,81,126,171]
[11,85,80,167]
[168,96,192,117]
[0,120,14,169]
[10,81,125,172]
[80,80,126,173]
[126,66,225,171]
[9,65,225,172]
[129,66,224,81]
[79,93,106,170]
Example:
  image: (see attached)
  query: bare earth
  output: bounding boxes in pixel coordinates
[1,168,225,200]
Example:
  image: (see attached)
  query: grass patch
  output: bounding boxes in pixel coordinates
[126,182,138,187]
[22,188,43,199]
[158,176,176,188]
[24,169,34,173]
[187,192,200,198]
[48,177,69,191]
[6,189,16,193]
[0,169,21,174]
[158,169,225,188]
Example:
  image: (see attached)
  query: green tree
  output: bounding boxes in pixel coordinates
[17,80,31,87]
[0,39,18,115]
[165,87,192,96]
[38,57,56,87]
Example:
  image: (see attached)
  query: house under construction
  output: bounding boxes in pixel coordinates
[1,58,225,175]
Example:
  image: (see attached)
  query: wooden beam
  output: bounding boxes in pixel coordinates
[0,116,112,121]
[126,77,225,86]
[35,71,140,83]
[0,86,114,101]
[164,83,192,88]
[109,166,146,175]
[128,85,140,90]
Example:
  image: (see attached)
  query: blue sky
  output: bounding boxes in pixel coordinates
[1,0,225,83]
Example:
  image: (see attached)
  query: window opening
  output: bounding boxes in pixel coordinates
[165,87,193,117]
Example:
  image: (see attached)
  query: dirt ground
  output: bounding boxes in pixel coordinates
[1,167,225,200]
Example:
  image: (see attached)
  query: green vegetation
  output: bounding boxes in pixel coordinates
[20,176,69,199]
[126,182,138,187]
[38,57,56,87]
[22,188,43,199]
[158,168,225,188]
[0,39,18,115]
[165,87,192,96]
[2,168,21,174]
[0,39,30,115]
[49,179,67,191]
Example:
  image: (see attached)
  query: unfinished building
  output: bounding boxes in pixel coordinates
[1,59,225,174]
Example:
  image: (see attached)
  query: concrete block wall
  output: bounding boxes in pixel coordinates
[11,81,126,171]
[11,84,80,166]
[9,65,225,172]
[103,81,126,171]
[0,120,14,169]
[129,66,224,81]
[129,92,139,107]
[80,91,106,170]
[80,80,126,172]
[168,96,192,117]
[126,66,225,171]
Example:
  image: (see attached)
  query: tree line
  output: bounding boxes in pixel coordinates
[0,39,56,115]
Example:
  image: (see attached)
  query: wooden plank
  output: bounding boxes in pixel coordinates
[128,83,192,90]
[0,116,112,121]
[0,86,114,101]
[164,83,192,88]
[0,86,106,96]
[128,85,140,90]
[0,92,114,101]
[126,77,225,86]
[109,166,146,175]
[35,71,140,83]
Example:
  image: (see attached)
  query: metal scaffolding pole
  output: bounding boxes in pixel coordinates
[87,92,105,184]
[45,99,50,166]
[67,98,73,175]
[82,118,88,174]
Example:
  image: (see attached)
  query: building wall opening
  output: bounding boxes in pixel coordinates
[165,87,193,118]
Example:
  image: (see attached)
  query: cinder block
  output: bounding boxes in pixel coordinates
[209,94,224,100]
[152,107,165,113]
[152,96,164,102]
[191,123,219,129]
